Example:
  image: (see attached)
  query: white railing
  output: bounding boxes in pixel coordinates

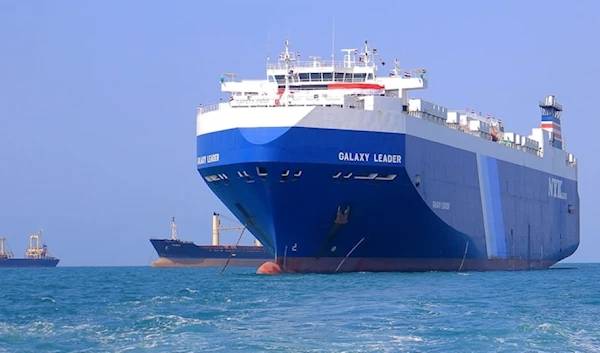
[197,104,220,114]
[196,99,576,167]
[267,60,376,70]
[197,96,359,114]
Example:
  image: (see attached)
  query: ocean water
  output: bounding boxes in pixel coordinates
[0,264,599,353]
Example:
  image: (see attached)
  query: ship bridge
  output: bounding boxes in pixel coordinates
[215,40,428,109]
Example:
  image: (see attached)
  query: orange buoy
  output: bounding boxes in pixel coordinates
[256,261,284,275]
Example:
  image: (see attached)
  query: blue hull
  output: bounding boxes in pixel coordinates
[0,258,59,268]
[149,238,273,268]
[196,125,579,273]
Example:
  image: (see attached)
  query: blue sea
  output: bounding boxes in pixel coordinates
[1,264,599,352]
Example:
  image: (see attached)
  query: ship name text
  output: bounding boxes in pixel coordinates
[548,177,567,200]
[432,201,451,210]
[338,152,402,164]
[197,153,220,165]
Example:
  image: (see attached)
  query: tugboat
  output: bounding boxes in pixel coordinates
[0,230,60,267]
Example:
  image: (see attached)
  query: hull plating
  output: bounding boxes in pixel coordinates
[196,121,580,273]
[0,258,60,268]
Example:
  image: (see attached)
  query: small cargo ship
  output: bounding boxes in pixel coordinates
[149,213,274,268]
[0,230,60,268]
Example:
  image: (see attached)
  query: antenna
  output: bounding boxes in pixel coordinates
[331,18,336,66]
[309,55,321,67]
[266,28,271,65]
[280,39,295,106]
[392,58,400,77]
[360,40,377,65]
[341,49,357,68]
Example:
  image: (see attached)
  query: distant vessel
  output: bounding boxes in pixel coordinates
[149,213,274,268]
[0,230,60,268]
[195,39,579,273]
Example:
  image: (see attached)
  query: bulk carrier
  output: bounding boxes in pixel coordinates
[195,39,579,273]
[150,214,273,268]
[0,230,60,268]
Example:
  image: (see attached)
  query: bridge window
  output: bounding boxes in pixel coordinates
[334,73,344,82]
[274,75,285,84]
[310,73,321,81]
[323,72,333,81]
[354,73,366,82]
[298,73,309,82]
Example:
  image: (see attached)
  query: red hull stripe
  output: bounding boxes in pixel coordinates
[327,83,385,90]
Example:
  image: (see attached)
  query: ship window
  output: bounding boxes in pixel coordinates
[323,72,333,81]
[298,73,309,82]
[334,73,344,82]
[354,73,366,82]
[274,75,285,84]
[367,73,373,80]
[568,204,574,213]
[344,73,353,82]
[310,73,321,81]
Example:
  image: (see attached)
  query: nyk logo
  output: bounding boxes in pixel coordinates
[548,177,567,200]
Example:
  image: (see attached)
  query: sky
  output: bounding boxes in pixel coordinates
[0,0,598,266]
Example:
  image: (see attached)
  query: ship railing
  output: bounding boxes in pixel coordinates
[231,95,349,108]
[198,96,358,113]
[267,60,376,70]
[284,76,371,84]
[407,111,447,127]
[197,104,221,115]
[444,122,546,158]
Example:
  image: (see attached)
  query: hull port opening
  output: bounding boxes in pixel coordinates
[257,166,268,178]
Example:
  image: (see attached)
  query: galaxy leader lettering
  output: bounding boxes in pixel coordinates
[338,152,402,164]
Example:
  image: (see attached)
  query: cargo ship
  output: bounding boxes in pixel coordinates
[0,230,60,268]
[149,213,273,268]
[194,39,580,273]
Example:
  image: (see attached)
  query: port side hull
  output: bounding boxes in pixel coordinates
[0,259,60,268]
[149,239,273,268]
[150,257,272,268]
[279,257,558,273]
[196,124,580,274]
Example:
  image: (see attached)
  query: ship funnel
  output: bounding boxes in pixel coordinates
[212,212,220,246]
[539,94,564,150]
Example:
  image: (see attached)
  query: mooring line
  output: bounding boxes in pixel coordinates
[335,237,365,273]
[220,226,247,275]
[458,241,469,272]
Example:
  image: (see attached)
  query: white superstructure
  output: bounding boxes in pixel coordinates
[197,40,577,179]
